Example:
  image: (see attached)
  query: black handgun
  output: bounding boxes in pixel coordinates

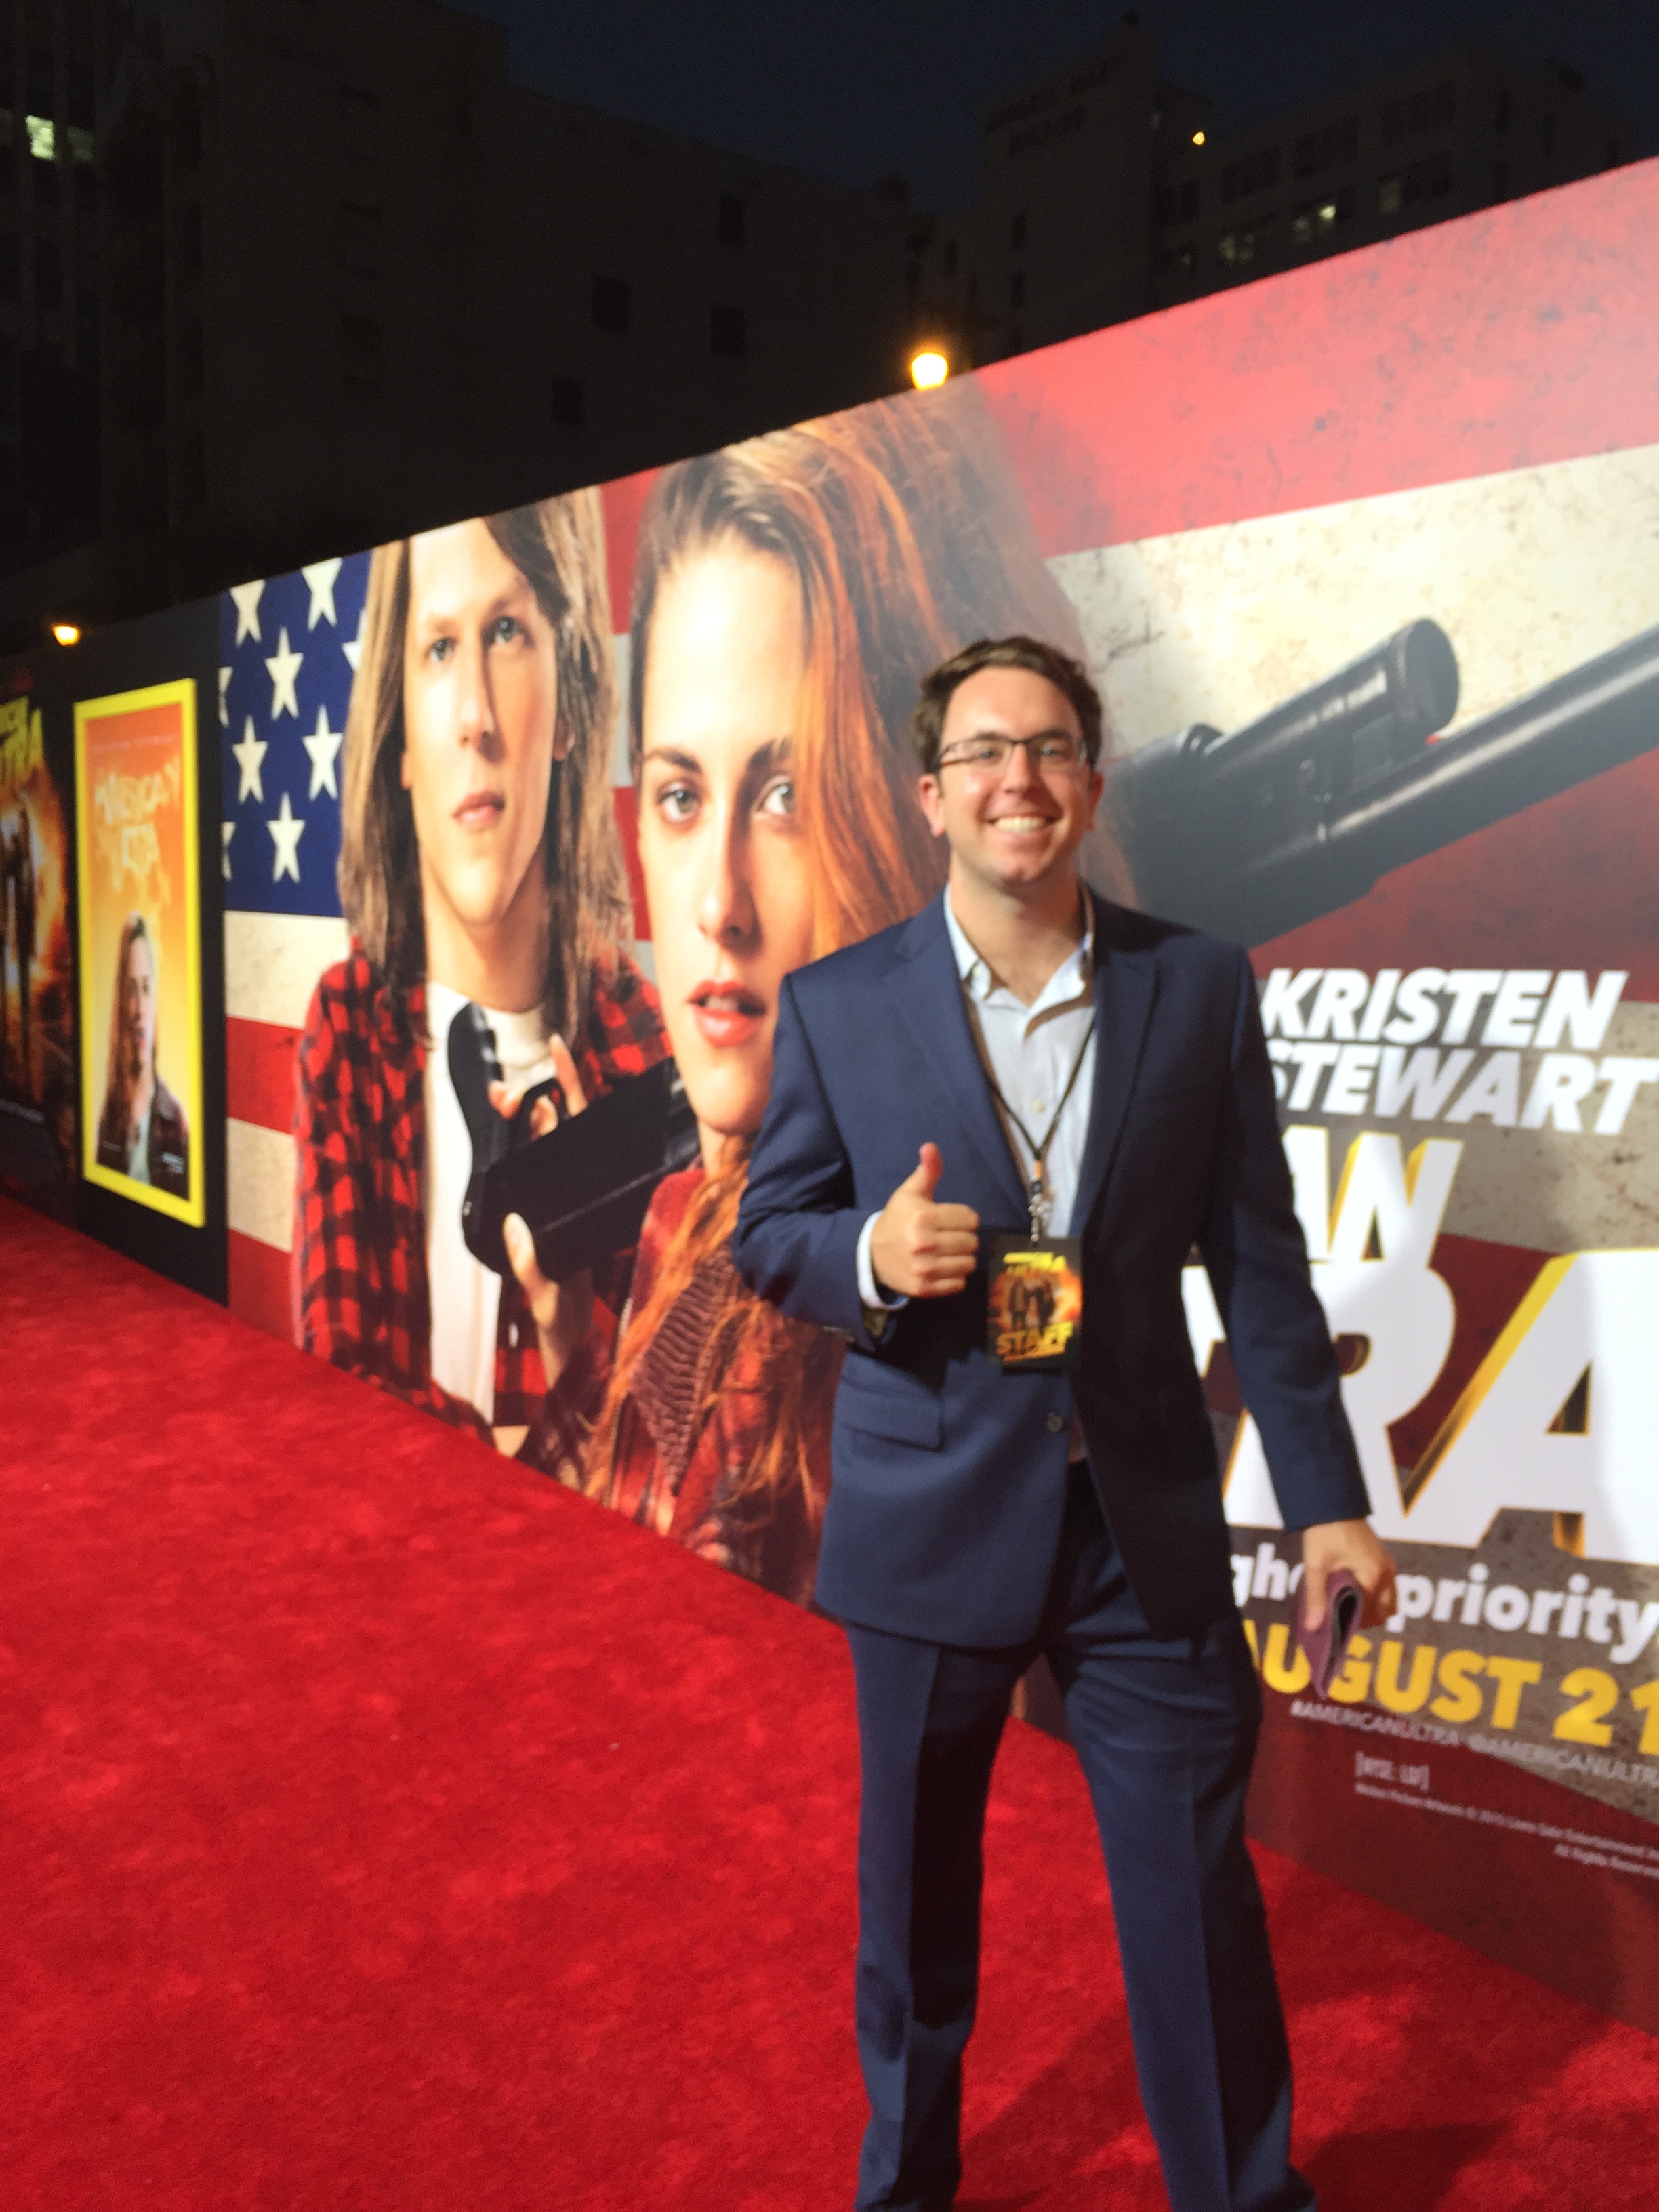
[448,1004,697,1283]
[1111,619,1659,945]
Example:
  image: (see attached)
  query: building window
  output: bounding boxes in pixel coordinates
[178,431,207,513]
[710,301,745,356]
[340,86,381,171]
[178,317,204,396]
[592,276,630,333]
[340,314,382,363]
[1221,146,1281,203]
[1009,270,1025,309]
[551,375,584,427]
[1380,157,1446,218]
[337,202,383,278]
[177,204,203,289]
[1292,184,1355,245]
[718,192,745,247]
[1292,117,1357,179]
[1010,209,1027,248]
[1382,82,1456,149]
[340,315,383,414]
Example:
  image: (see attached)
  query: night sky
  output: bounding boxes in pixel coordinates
[449,0,1658,209]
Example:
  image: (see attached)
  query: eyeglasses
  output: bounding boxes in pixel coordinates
[935,732,1089,775]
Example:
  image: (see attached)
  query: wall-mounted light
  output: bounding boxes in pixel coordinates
[1192,129,1207,147]
[51,621,81,647]
[909,348,949,390]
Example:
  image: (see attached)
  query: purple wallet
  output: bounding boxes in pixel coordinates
[1295,1568,1365,1698]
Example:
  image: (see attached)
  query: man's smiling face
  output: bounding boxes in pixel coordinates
[916,664,1103,900]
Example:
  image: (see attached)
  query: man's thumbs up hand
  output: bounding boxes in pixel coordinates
[870,1144,980,1300]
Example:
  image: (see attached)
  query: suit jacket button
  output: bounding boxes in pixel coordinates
[1045,1412,1065,1433]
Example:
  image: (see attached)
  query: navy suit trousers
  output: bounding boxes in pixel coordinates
[844,1463,1315,2212]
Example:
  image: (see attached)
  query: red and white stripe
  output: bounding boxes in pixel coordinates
[226,909,352,1342]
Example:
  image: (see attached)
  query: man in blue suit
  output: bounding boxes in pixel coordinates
[733,636,1397,2212]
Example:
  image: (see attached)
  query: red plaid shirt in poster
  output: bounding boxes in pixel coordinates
[292,945,668,1437]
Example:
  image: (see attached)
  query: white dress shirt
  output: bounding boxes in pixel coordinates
[856,888,1097,1308]
[424,981,555,1423]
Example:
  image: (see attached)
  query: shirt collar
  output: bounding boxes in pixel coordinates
[942,883,1095,1008]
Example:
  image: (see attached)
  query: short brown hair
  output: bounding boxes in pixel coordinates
[911,634,1105,775]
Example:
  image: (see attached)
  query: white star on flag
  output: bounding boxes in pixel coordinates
[342,607,365,674]
[302,558,342,629]
[222,821,235,879]
[231,579,265,644]
[303,705,344,799]
[268,792,305,883]
[232,716,268,802]
[265,626,304,719]
[218,666,231,727]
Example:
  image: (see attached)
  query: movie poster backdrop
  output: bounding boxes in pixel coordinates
[75,681,205,1225]
[0,676,77,1215]
[220,165,1659,2027]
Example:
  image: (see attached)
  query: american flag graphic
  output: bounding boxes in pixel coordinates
[220,545,648,1341]
[220,556,363,1340]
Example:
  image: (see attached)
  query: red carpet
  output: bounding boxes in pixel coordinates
[3,1195,1656,2209]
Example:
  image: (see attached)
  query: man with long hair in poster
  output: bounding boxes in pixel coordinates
[94,912,190,1197]
[293,493,667,1453]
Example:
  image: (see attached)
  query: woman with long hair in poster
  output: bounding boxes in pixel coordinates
[95,910,190,1196]
[520,386,1124,1600]
[293,495,667,1451]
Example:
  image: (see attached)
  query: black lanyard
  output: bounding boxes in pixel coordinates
[969,1006,1096,1240]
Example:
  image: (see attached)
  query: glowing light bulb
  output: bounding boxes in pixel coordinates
[1192,129,1207,146]
[51,621,81,647]
[909,348,949,390]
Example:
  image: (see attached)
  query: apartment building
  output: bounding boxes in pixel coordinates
[909,26,1637,369]
[14,0,914,636]
[1,0,121,583]
[1149,45,1634,310]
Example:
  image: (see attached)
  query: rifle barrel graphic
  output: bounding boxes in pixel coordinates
[1111,621,1659,945]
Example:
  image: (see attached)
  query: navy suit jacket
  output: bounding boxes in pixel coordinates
[731,890,1369,1646]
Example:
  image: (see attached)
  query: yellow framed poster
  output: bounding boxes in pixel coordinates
[73,680,205,1225]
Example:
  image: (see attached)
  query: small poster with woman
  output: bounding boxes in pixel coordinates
[73,680,205,1225]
